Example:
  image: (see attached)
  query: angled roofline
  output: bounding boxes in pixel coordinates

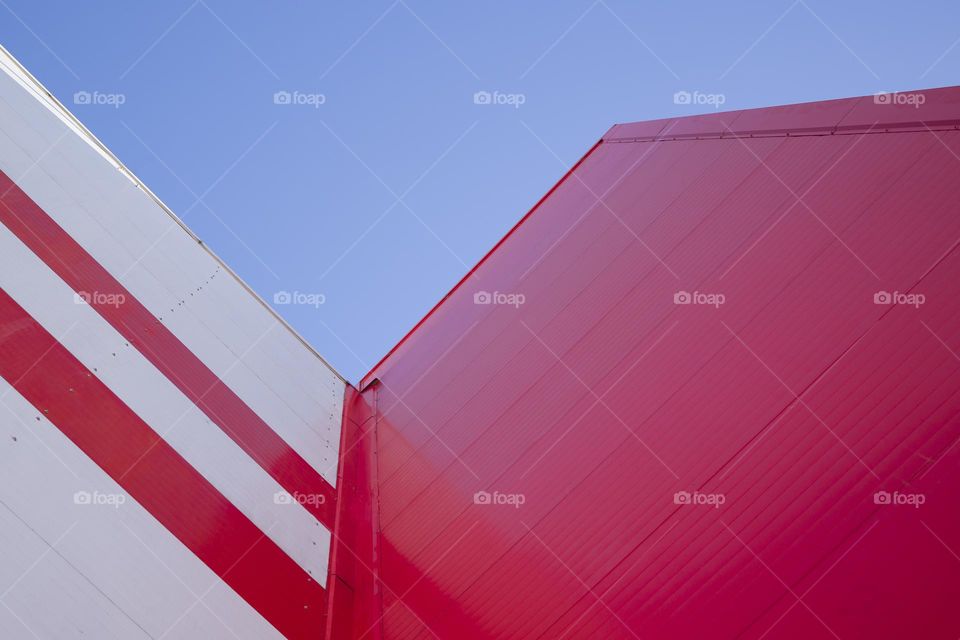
[0,44,349,386]
[359,136,605,390]
[604,85,960,143]
[361,85,960,389]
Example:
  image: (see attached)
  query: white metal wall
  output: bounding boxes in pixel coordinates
[0,46,344,639]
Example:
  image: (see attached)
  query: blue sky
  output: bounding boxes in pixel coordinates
[2,0,958,382]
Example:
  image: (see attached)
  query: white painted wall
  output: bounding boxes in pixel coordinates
[0,45,345,639]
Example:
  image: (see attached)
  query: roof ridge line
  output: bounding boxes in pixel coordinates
[604,119,960,143]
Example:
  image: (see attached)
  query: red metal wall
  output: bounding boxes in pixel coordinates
[339,87,960,639]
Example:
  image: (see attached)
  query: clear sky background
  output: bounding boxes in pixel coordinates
[2,1,958,383]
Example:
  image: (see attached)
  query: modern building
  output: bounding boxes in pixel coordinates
[1,44,958,639]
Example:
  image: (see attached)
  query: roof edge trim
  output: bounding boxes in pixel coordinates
[603,85,960,144]
[359,135,606,390]
[604,119,960,143]
[0,44,348,385]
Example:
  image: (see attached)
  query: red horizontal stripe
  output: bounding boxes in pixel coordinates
[0,171,335,528]
[0,287,324,639]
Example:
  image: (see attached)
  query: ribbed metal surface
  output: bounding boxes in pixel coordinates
[358,89,960,639]
[0,45,345,640]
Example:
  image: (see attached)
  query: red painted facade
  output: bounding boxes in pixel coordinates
[329,87,960,638]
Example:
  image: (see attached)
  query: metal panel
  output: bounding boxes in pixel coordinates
[0,45,346,640]
[348,88,960,639]
[0,380,285,640]
[5,96,335,504]
[0,50,343,479]
[0,225,331,581]
[0,289,324,638]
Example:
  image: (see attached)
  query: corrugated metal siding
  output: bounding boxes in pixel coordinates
[0,46,346,640]
[358,89,960,639]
